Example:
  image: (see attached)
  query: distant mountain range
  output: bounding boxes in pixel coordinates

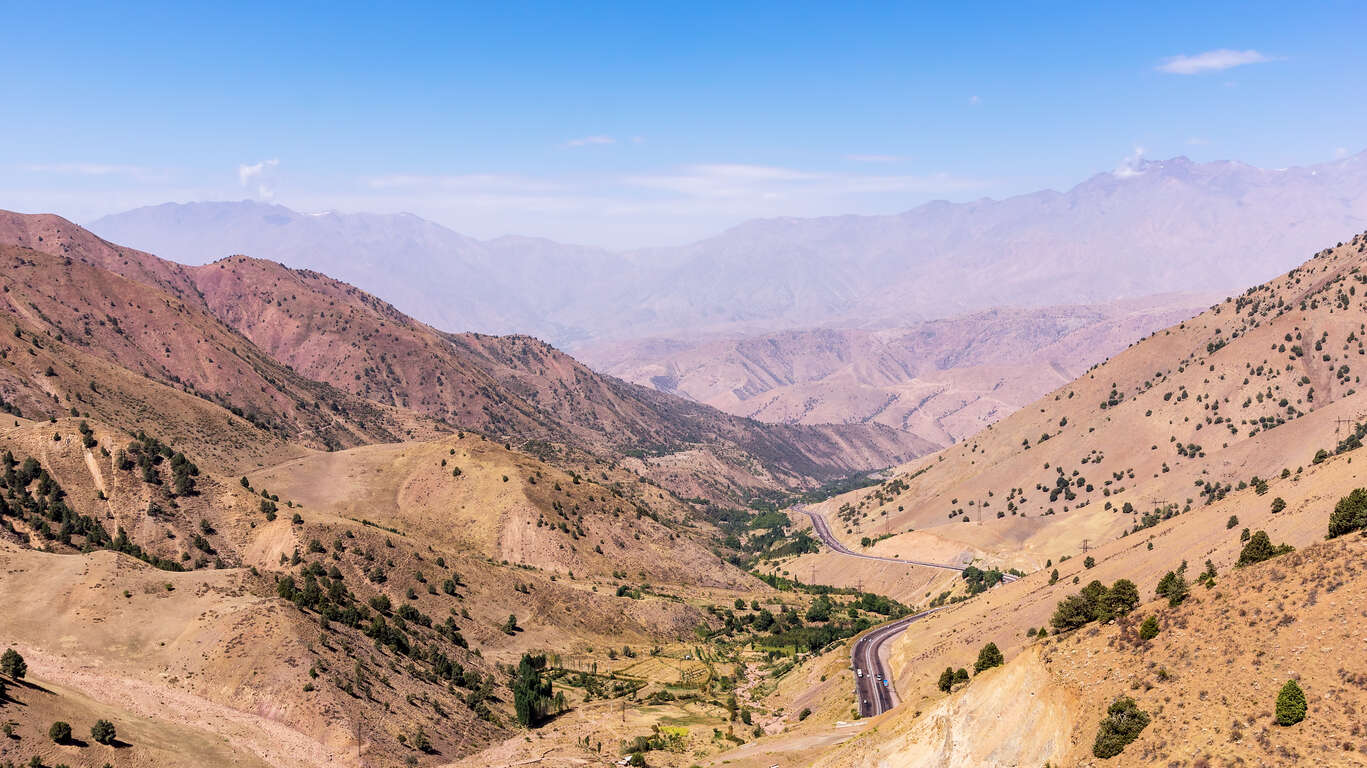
[0,210,929,500]
[90,152,1367,348]
[578,293,1213,445]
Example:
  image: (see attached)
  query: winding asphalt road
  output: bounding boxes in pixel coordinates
[851,607,945,716]
[798,506,1016,717]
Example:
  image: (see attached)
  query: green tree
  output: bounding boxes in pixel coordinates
[1275,679,1307,726]
[953,668,969,684]
[1237,531,1292,566]
[1225,515,1239,530]
[49,720,72,743]
[91,719,117,745]
[1050,592,1096,631]
[503,614,520,634]
[1270,497,1286,514]
[1155,571,1188,607]
[1081,580,1113,622]
[511,653,552,727]
[0,648,25,679]
[805,596,832,622]
[1138,615,1159,641]
[1105,579,1140,617]
[1328,488,1367,538]
[1091,697,1150,758]
[973,642,1004,674]
[937,666,954,692]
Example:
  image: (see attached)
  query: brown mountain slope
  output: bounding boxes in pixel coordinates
[0,311,292,471]
[0,409,757,766]
[708,404,1367,768]
[798,231,1367,580]
[0,209,201,299]
[184,254,933,500]
[0,210,801,766]
[579,294,1210,446]
[0,236,439,452]
[711,233,1367,768]
[816,507,1367,767]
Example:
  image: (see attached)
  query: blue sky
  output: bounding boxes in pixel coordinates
[2,0,1365,247]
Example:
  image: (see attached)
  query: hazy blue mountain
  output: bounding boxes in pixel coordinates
[91,152,1367,346]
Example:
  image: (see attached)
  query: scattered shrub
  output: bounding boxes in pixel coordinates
[1236,531,1292,566]
[1138,615,1159,641]
[1092,697,1150,758]
[974,642,1004,674]
[1327,488,1367,538]
[49,720,72,744]
[91,719,117,745]
[1275,679,1307,726]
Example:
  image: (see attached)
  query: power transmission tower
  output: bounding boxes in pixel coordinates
[1335,415,1365,438]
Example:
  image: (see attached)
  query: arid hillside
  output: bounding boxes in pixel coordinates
[0,211,440,452]
[707,231,1367,768]
[0,405,761,767]
[0,211,933,503]
[581,294,1209,445]
[183,253,933,500]
[800,232,1367,581]
[817,515,1367,767]
[0,210,928,768]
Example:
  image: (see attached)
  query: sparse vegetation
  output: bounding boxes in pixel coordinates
[1275,679,1307,726]
[1236,530,1292,566]
[1327,488,1367,538]
[1091,697,1150,758]
[973,642,1003,674]
[1050,579,1139,631]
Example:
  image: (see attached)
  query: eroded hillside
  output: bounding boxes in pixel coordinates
[184,253,932,501]
[808,232,1367,579]
[0,410,760,766]
[582,294,1208,446]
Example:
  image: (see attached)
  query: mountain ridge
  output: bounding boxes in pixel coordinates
[90,151,1367,345]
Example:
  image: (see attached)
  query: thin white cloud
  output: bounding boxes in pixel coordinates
[238,158,280,200]
[339,161,992,246]
[1156,49,1273,75]
[365,173,561,193]
[23,163,168,182]
[846,154,902,164]
[1113,146,1146,178]
[564,135,617,147]
[969,95,981,105]
[238,158,279,185]
[625,163,982,202]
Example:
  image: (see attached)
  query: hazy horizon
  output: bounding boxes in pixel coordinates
[4,1,1366,247]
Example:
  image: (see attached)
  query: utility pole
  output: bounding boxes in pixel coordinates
[1335,415,1365,438]
[1081,538,1090,553]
